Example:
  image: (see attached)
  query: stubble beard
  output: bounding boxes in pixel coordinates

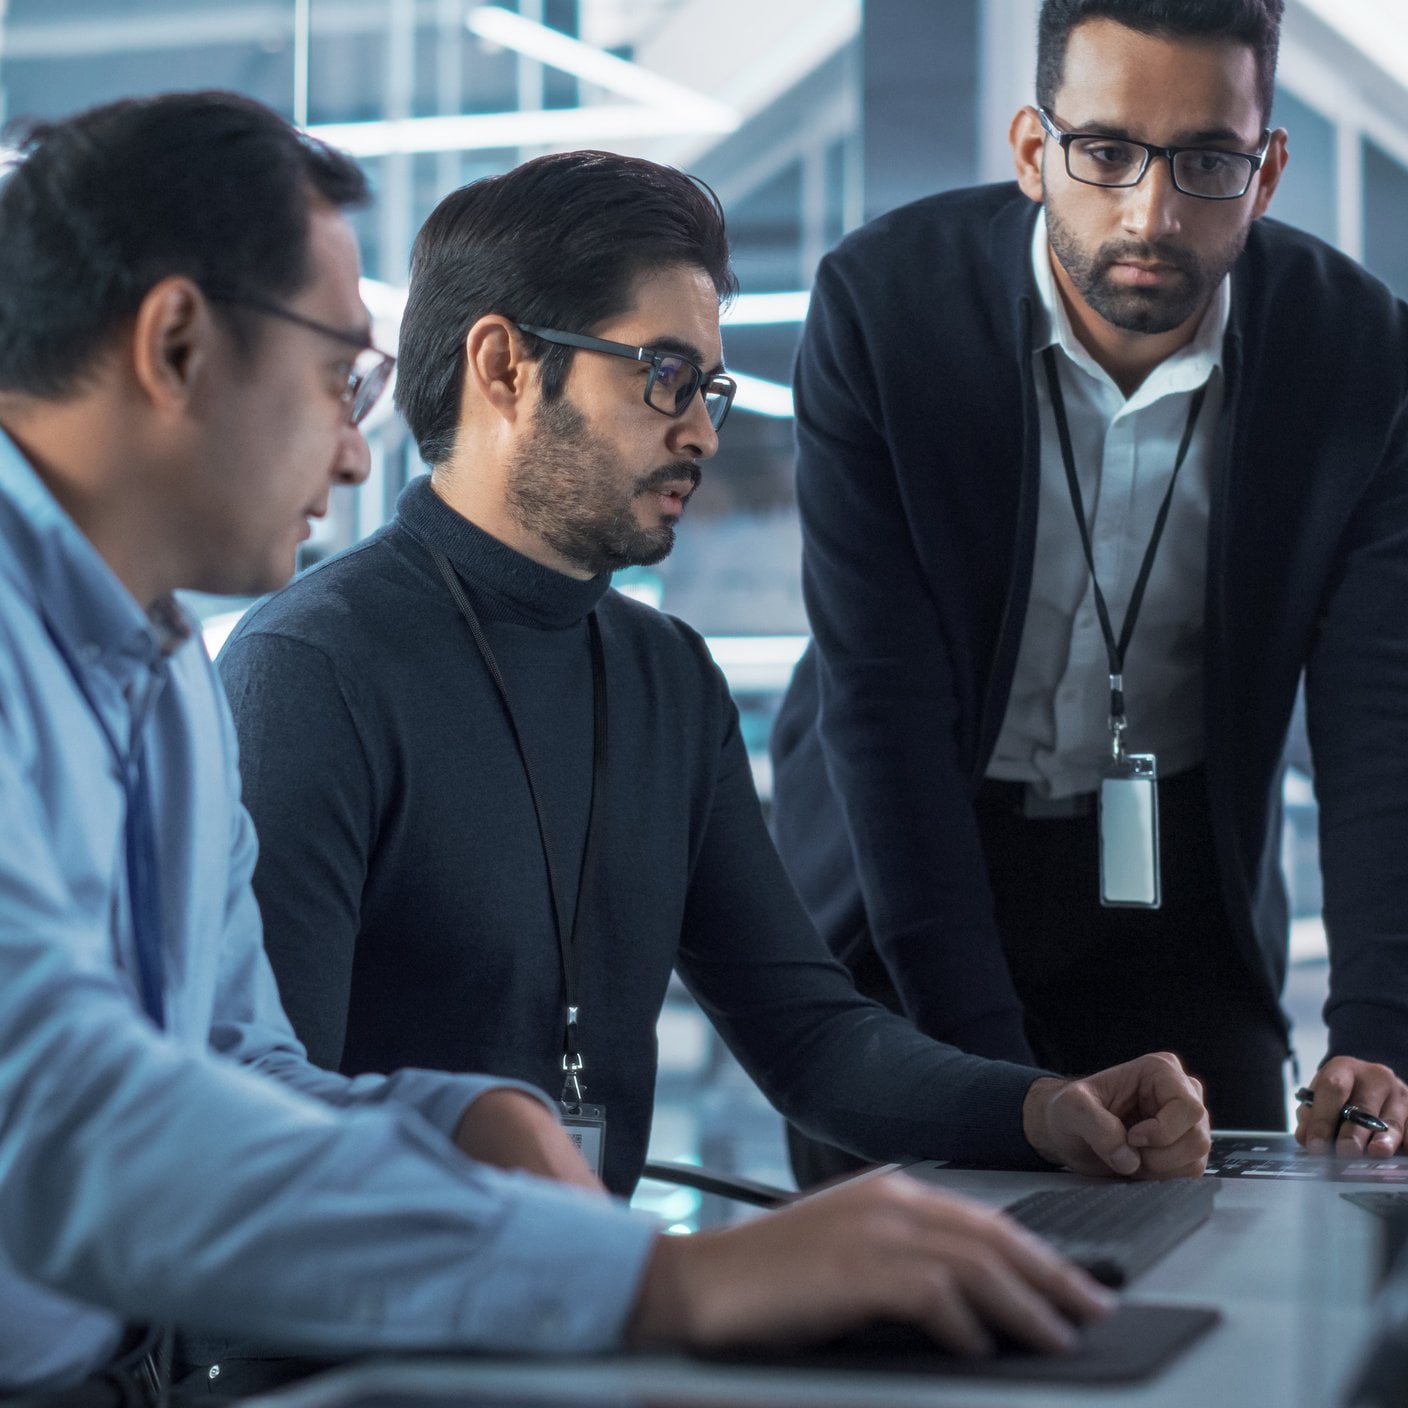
[505,393,701,577]
[1044,197,1248,336]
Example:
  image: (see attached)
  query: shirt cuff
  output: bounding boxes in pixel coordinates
[447,1176,661,1352]
[369,1068,560,1143]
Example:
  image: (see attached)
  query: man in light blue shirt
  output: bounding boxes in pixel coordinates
[0,89,665,1394]
[0,89,1142,1397]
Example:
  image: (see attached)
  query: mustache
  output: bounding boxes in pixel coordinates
[633,462,702,496]
[1097,240,1199,274]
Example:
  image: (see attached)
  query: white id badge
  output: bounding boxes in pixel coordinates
[1099,754,1161,908]
[559,1102,606,1178]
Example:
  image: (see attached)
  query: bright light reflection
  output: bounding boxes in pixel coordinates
[723,291,811,326]
[730,371,794,419]
[308,104,733,157]
[466,5,738,132]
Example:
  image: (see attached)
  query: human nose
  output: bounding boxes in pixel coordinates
[1122,152,1182,239]
[666,386,720,461]
[332,421,372,487]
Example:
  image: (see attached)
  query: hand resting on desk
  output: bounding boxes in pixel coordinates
[1296,1056,1408,1157]
[627,1171,1114,1358]
[1021,1052,1211,1180]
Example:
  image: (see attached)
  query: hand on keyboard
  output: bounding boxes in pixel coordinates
[628,1170,1115,1358]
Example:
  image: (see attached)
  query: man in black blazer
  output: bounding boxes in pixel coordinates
[772,0,1408,1182]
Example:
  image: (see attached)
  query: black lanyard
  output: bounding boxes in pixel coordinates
[1041,346,1207,759]
[428,545,607,1101]
[43,615,166,1028]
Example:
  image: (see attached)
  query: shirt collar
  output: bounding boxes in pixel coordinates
[1029,208,1230,405]
[0,426,191,676]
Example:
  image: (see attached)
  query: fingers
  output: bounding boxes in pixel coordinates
[646,1173,1114,1359]
[1123,1122,1211,1179]
[1023,1055,1210,1180]
[884,1192,1113,1355]
[1124,1069,1210,1178]
[1297,1059,1408,1156]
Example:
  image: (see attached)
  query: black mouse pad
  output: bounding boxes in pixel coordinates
[692,1301,1221,1384]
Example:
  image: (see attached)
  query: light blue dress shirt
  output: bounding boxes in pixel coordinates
[0,430,657,1391]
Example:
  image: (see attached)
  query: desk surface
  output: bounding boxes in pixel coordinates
[248,1148,1398,1408]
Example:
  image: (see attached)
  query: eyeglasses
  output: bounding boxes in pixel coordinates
[1037,107,1270,201]
[204,291,396,425]
[516,323,736,431]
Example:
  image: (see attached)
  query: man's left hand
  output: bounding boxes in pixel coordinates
[1022,1052,1210,1180]
[1295,1057,1408,1156]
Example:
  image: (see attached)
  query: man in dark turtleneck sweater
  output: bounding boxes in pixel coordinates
[219,150,1208,1350]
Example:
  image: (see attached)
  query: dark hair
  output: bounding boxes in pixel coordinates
[1036,0,1284,125]
[0,90,369,398]
[396,149,736,466]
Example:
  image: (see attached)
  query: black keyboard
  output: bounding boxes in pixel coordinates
[1003,1179,1217,1287]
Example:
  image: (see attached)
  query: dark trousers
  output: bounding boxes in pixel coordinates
[789,766,1290,1190]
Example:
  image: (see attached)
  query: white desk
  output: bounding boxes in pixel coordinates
[247,1149,1396,1408]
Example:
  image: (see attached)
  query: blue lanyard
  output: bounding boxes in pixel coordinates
[42,615,167,1029]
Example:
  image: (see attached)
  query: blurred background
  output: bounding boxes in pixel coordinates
[6,0,1408,1222]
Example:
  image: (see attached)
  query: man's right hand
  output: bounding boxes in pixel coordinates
[626,1171,1113,1357]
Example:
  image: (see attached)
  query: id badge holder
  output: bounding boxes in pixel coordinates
[1099,752,1161,908]
[558,1100,607,1178]
[559,1046,606,1179]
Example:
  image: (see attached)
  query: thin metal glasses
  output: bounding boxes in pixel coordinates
[517,323,736,431]
[205,292,396,425]
[1038,107,1270,201]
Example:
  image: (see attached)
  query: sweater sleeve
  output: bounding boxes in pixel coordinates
[218,628,372,1071]
[1306,397,1408,1075]
[677,662,1048,1168]
[783,253,1035,1062]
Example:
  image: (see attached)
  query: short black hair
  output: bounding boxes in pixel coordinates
[0,90,369,399]
[396,149,737,467]
[1036,0,1284,126]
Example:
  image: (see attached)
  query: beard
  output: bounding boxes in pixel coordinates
[1045,197,1248,336]
[505,392,701,577]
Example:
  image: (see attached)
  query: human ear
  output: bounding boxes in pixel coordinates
[1011,105,1048,205]
[130,276,209,412]
[463,315,534,425]
[1249,128,1290,220]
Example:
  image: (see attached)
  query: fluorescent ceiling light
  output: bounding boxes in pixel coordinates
[309,103,733,157]
[730,371,794,419]
[466,5,739,133]
[722,291,811,326]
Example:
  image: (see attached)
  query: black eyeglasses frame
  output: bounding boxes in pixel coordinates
[203,290,396,425]
[516,323,736,432]
[1037,107,1271,202]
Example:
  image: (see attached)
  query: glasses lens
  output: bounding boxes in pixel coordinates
[647,354,702,416]
[350,350,394,425]
[1172,149,1254,199]
[1066,136,1147,187]
[703,376,736,431]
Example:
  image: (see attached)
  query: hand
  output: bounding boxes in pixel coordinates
[1021,1052,1210,1180]
[1295,1058,1408,1156]
[453,1088,606,1195]
[628,1171,1113,1357]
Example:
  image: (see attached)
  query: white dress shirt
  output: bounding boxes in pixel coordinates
[986,210,1229,799]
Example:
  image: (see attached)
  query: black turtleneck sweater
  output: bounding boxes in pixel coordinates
[218,475,1044,1194]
